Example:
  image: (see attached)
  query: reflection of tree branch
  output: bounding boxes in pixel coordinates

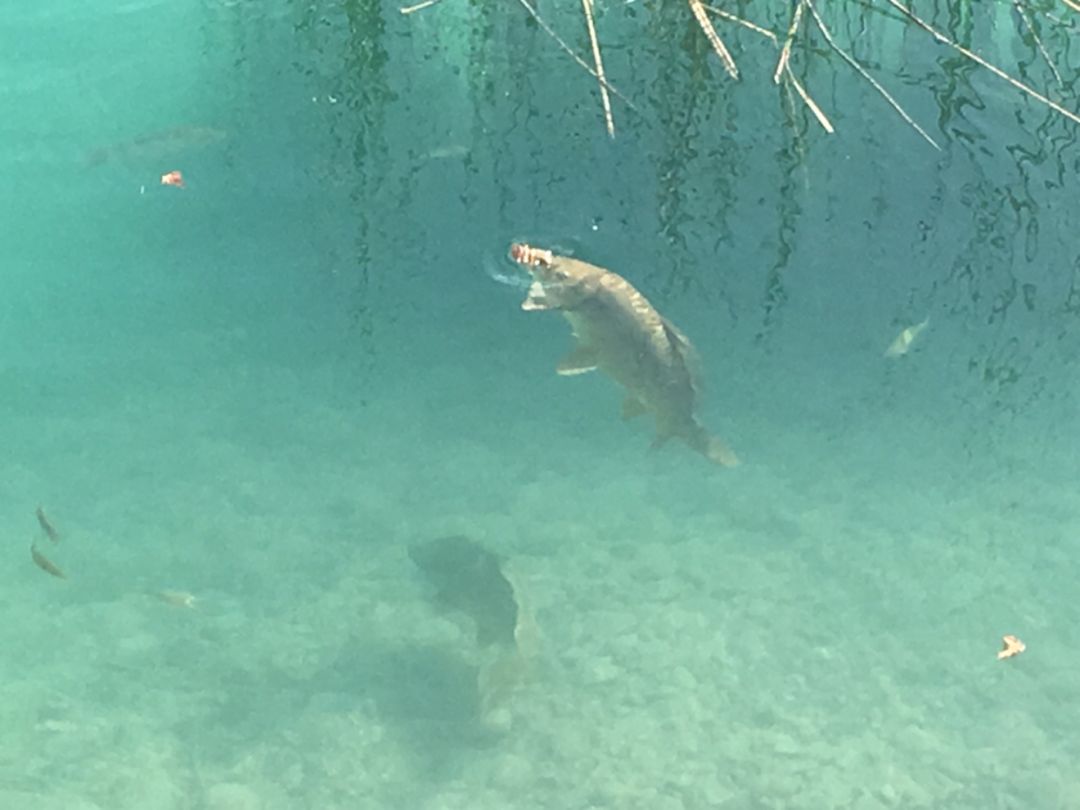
[581,0,615,136]
[512,0,637,112]
[804,0,939,149]
[702,4,831,133]
[701,4,776,43]
[1012,0,1063,85]
[756,133,802,344]
[923,5,1080,412]
[642,5,737,304]
[399,0,443,15]
[773,0,806,84]
[884,0,1080,126]
[1064,258,1080,316]
[342,0,394,364]
[688,0,739,79]
[783,65,833,133]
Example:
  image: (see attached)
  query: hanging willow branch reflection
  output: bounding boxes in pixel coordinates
[285,0,1079,403]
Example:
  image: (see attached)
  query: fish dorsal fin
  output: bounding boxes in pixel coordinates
[660,318,703,390]
[660,317,692,354]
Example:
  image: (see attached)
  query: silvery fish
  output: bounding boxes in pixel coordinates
[884,317,930,358]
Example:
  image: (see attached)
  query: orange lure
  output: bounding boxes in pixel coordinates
[160,170,185,188]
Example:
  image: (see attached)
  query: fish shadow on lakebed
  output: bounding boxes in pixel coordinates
[192,638,498,783]
[185,536,526,781]
[337,638,493,747]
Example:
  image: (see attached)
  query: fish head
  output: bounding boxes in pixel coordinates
[509,243,595,311]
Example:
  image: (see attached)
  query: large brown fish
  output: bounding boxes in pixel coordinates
[510,242,738,466]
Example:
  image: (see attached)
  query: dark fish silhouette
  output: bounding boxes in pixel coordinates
[83,125,227,167]
[408,535,519,648]
[31,544,66,579]
[36,505,60,544]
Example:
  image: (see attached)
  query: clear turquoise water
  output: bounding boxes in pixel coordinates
[3,1,1080,807]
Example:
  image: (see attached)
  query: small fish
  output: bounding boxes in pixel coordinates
[509,242,739,466]
[35,505,60,544]
[153,589,198,609]
[31,544,66,579]
[884,317,930,358]
[160,170,185,188]
[84,125,228,167]
[997,634,1025,660]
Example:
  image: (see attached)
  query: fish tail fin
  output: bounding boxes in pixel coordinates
[686,422,740,467]
[477,646,530,732]
[705,434,740,467]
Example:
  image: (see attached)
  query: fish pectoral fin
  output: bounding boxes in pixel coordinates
[556,346,599,376]
[621,396,648,420]
[521,281,553,311]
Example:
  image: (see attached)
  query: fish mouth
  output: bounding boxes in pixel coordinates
[508,242,554,270]
[509,242,564,311]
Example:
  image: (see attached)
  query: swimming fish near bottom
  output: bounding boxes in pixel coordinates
[509,242,739,467]
[884,317,930,358]
[408,535,520,648]
[409,535,538,730]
